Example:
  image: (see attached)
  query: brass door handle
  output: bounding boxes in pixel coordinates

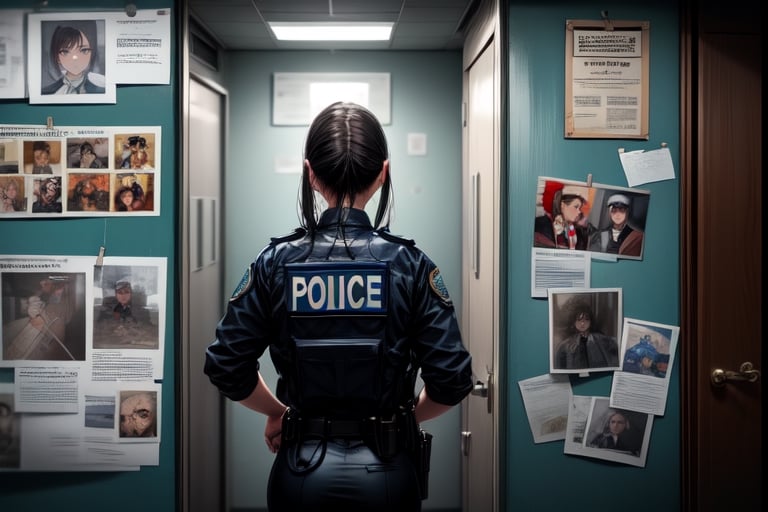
[711,361,761,387]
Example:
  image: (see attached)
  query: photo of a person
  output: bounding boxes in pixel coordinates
[534,180,594,250]
[32,176,62,213]
[23,140,61,175]
[68,139,107,169]
[113,172,153,212]
[118,390,158,438]
[549,288,621,373]
[93,265,159,350]
[117,135,154,170]
[0,176,25,213]
[586,401,647,457]
[1,272,87,361]
[588,191,648,258]
[41,20,105,95]
[67,173,110,211]
[31,141,53,174]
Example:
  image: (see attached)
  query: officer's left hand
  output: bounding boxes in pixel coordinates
[264,407,287,453]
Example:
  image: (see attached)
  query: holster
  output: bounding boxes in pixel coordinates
[414,428,433,500]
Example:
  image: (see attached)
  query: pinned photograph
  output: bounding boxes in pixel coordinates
[581,397,653,467]
[610,318,680,415]
[27,13,115,104]
[0,176,25,213]
[92,264,160,350]
[549,288,622,374]
[1,272,87,362]
[533,177,650,260]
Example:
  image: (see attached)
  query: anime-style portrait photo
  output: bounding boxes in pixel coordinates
[549,288,622,374]
[65,137,109,169]
[533,177,650,260]
[27,13,115,104]
[23,140,61,175]
[0,176,26,213]
[1,272,87,362]
[115,133,156,170]
[92,265,159,350]
[113,172,154,212]
[67,172,110,212]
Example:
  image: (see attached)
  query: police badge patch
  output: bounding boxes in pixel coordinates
[429,267,452,306]
[230,266,253,302]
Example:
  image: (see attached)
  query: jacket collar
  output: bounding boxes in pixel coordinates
[317,207,373,230]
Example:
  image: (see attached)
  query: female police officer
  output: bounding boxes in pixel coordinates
[204,102,473,511]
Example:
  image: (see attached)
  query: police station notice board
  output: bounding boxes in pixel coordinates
[564,19,650,139]
[0,255,167,471]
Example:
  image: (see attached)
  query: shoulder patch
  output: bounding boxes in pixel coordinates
[270,228,306,246]
[378,229,415,246]
[230,266,253,302]
[429,267,452,305]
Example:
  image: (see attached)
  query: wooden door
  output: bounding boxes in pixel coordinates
[680,3,762,510]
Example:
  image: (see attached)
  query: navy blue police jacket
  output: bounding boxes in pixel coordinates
[204,207,473,419]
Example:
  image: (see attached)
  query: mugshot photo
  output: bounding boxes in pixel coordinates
[92,264,160,350]
[549,288,622,373]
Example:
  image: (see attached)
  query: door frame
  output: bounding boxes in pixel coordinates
[460,0,508,510]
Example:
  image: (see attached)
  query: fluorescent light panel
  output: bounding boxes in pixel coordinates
[268,22,394,41]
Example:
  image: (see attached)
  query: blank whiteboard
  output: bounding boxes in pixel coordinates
[272,72,391,125]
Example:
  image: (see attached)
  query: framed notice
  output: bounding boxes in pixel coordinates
[565,19,650,139]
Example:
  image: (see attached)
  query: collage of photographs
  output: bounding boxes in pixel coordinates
[0,126,160,217]
[518,176,679,468]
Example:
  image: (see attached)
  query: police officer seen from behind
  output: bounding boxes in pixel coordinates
[205,102,473,511]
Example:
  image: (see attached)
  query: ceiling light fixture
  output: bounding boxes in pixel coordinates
[268,22,394,41]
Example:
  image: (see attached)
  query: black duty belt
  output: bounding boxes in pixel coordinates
[299,417,374,438]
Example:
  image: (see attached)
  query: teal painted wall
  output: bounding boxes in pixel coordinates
[504,1,680,510]
[0,2,178,511]
[220,50,465,511]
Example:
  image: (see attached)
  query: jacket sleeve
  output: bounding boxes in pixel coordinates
[204,252,276,401]
[409,253,473,406]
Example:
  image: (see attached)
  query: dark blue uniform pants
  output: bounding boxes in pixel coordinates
[267,438,421,511]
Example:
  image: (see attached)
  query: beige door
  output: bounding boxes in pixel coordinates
[681,3,762,509]
[461,19,501,512]
[182,76,227,512]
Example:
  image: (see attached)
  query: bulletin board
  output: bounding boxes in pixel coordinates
[564,19,650,139]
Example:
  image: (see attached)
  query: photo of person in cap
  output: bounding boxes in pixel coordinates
[94,272,157,349]
[589,192,645,257]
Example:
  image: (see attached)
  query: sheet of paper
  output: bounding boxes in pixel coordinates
[610,318,680,415]
[13,367,81,413]
[619,146,675,186]
[107,8,172,85]
[0,10,27,99]
[518,373,572,443]
[530,248,591,298]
